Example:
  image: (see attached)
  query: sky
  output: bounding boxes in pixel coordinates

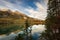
[0,0,48,20]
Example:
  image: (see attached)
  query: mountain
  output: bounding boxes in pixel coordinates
[0,9,45,34]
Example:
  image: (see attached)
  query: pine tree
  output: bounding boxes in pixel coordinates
[40,0,60,40]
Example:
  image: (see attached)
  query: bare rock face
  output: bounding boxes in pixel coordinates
[0,9,45,35]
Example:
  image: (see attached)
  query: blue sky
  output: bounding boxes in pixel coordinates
[0,0,48,20]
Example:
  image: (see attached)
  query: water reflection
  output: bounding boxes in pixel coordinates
[0,25,46,40]
[32,25,46,34]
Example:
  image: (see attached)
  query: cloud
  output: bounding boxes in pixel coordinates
[25,2,47,20]
[0,0,16,10]
[0,0,26,12]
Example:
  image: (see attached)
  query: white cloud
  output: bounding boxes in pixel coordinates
[36,2,46,11]
[0,0,14,9]
[25,2,47,20]
[0,0,23,11]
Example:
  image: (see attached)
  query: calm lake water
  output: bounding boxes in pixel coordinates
[0,25,45,40]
